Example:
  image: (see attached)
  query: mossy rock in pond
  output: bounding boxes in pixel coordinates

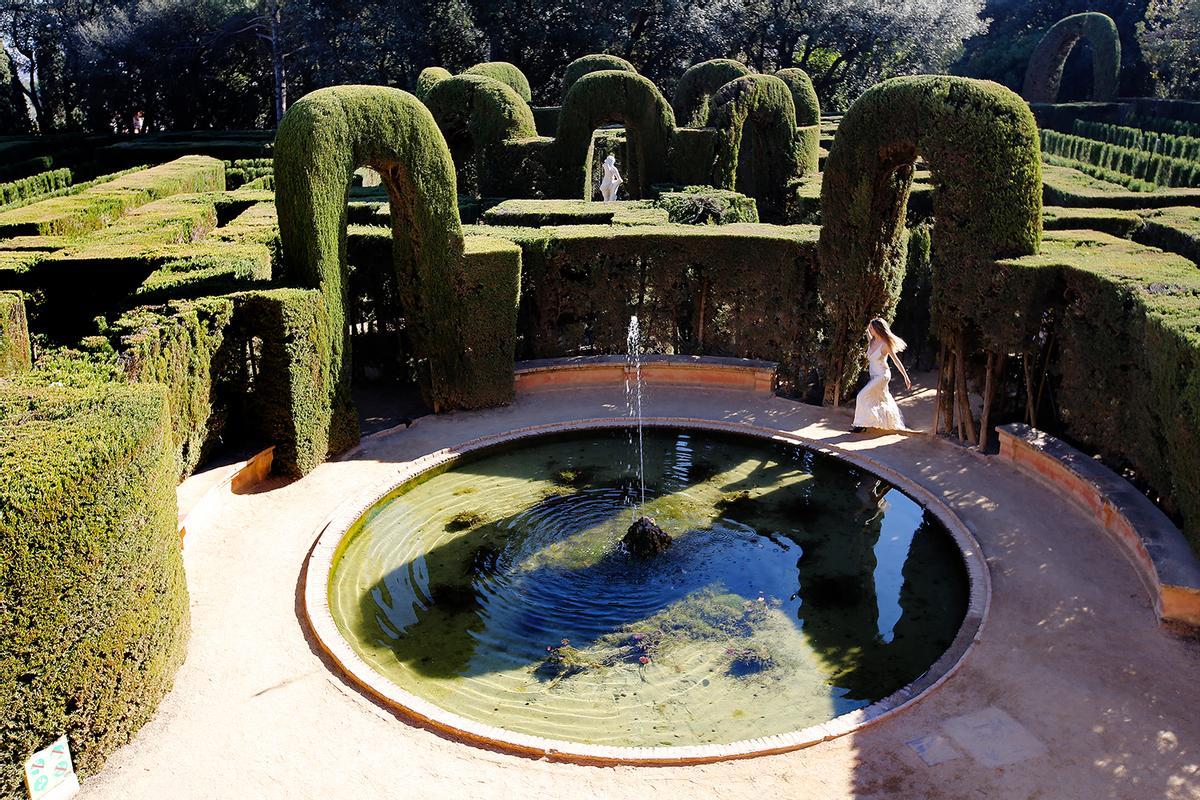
[552,467,591,487]
[446,510,487,531]
[725,643,778,676]
[622,516,672,557]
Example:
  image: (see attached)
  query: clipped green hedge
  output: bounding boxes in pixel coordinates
[775,68,821,126]
[480,198,668,226]
[275,84,519,421]
[1074,120,1200,162]
[415,66,452,101]
[672,59,753,128]
[1042,163,1200,208]
[1022,12,1121,104]
[0,381,187,799]
[655,186,758,224]
[0,169,73,207]
[818,76,1042,399]
[463,61,532,103]
[709,75,802,220]
[1041,129,1200,189]
[562,54,637,97]
[0,290,31,374]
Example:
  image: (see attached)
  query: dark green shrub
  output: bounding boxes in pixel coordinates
[774,68,821,126]
[463,61,532,103]
[655,186,758,224]
[0,290,31,374]
[275,85,520,425]
[562,54,637,98]
[709,75,802,220]
[0,382,187,798]
[1074,120,1200,162]
[415,66,452,101]
[553,71,676,199]
[672,59,753,128]
[0,169,73,207]
[818,76,1041,400]
[1022,12,1121,104]
[1041,129,1200,189]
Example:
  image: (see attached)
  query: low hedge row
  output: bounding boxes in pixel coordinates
[0,156,225,238]
[654,186,758,224]
[1135,115,1200,138]
[0,381,188,799]
[1041,163,1200,208]
[1041,129,1200,190]
[0,169,73,207]
[479,199,668,226]
[0,290,30,374]
[1073,120,1200,162]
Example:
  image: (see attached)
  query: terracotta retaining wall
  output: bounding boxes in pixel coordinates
[177,446,274,546]
[996,423,1200,629]
[515,355,776,395]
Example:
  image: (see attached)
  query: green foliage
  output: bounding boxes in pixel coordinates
[553,70,676,199]
[1041,129,1200,189]
[709,75,803,221]
[1041,163,1200,208]
[275,84,517,421]
[1074,120,1200,162]
[0,291,31,375]
[416,66,453,100]
[672,58,753,127]
[562,54,637,97]
[1041,205,1144,238]
[480,199,668,226]
[463,61,532,102]
[1022,13,1122,104]
[654,186,759,224]
[0,156,225,238]
[774,68,821,126]
[0,169,73,207]
[0,381,187,798]
[818,76,1042,399]
[1135,115,1200,138]
[1135,206,1200,264]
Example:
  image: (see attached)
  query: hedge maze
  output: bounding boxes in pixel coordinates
[5,45,1200,798]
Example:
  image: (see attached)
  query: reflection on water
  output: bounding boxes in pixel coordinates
[329,429,968,747]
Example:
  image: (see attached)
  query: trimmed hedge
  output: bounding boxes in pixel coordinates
[655,186,758,224]
[0,157,225,238]
[480,199,668,226]
[1022,12,1121,104]
[1135,206,1200,265]
[775,68,821,126]
[1041,205,1143,237]
[818,76,1042,400]
[0,381,187,798]
[709,75,802,220]
[672,59,753,128]
[0,169,73,207]
[275,85,520,424]
[1042,163,1200,208]
[1074,120,1200,162]
[562,54,637,97]
[415,66,452,101]
[463,61,532,103]
[0,290,31,374]
[1041,129,1200,190]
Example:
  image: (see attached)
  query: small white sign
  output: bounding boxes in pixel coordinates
[24,736,80,800]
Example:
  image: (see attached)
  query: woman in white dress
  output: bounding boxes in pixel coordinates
[851,317,912,432]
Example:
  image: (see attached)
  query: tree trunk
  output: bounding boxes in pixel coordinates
[269,1,287,124]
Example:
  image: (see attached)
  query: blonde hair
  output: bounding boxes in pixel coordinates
[869,317,907,354]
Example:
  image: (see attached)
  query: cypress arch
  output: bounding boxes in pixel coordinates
[554,70,676,198]
[775,67,821,126]
[672,58,754,128]
[562,54,637,98]
[1022,12,1121,104]
[463,61,533,103]
[818,76,1042,401]
[275,85,521,436]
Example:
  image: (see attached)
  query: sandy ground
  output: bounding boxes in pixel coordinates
[80,383,1200,800]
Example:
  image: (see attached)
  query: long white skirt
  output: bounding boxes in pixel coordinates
[853,371,906,430]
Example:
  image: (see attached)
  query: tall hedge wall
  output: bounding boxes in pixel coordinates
[672,59,754,128]
[275,85,519,421]
[0,382,187,798]
[818,76,1042,400]
[0,291,30,375]
[463,61,533,103]
[562,54,637,97]
[1022,12,1121,104]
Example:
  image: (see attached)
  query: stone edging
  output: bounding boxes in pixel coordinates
[514,355,777,396]
[996,423,1200,629]
[302,417,991,766]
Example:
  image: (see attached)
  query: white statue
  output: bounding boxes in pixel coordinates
[600,154,623,202]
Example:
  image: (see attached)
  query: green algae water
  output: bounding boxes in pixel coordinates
[329,428,968,747]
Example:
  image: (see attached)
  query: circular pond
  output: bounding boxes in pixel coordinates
[325,427,972,752]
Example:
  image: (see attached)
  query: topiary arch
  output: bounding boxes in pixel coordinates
[708,74,802,219]
[818,76,1042,404]
[554,70,676,198]
[275,85,522,443]
[562,54,638,98]
[1022,12,1121,104]
[415,66,452,101]
[774,67,821,126]
[672,58,754,128]
[464,61,533,103]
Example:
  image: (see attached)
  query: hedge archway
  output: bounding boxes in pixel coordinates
[562,53,637,98]
[775,67,821,126]
[1022,12,1121,104]
[554,70,675,198]
[463,61,533,103]
[672,58,754,128]
[423,74,538,196]
[709,74,802,219]
[818,76,1042,404]
[275,85,519,435]
[415,66,452,101]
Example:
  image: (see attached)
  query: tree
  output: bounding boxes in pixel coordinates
[0,46,31,132]
[1139,0,1200,99]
